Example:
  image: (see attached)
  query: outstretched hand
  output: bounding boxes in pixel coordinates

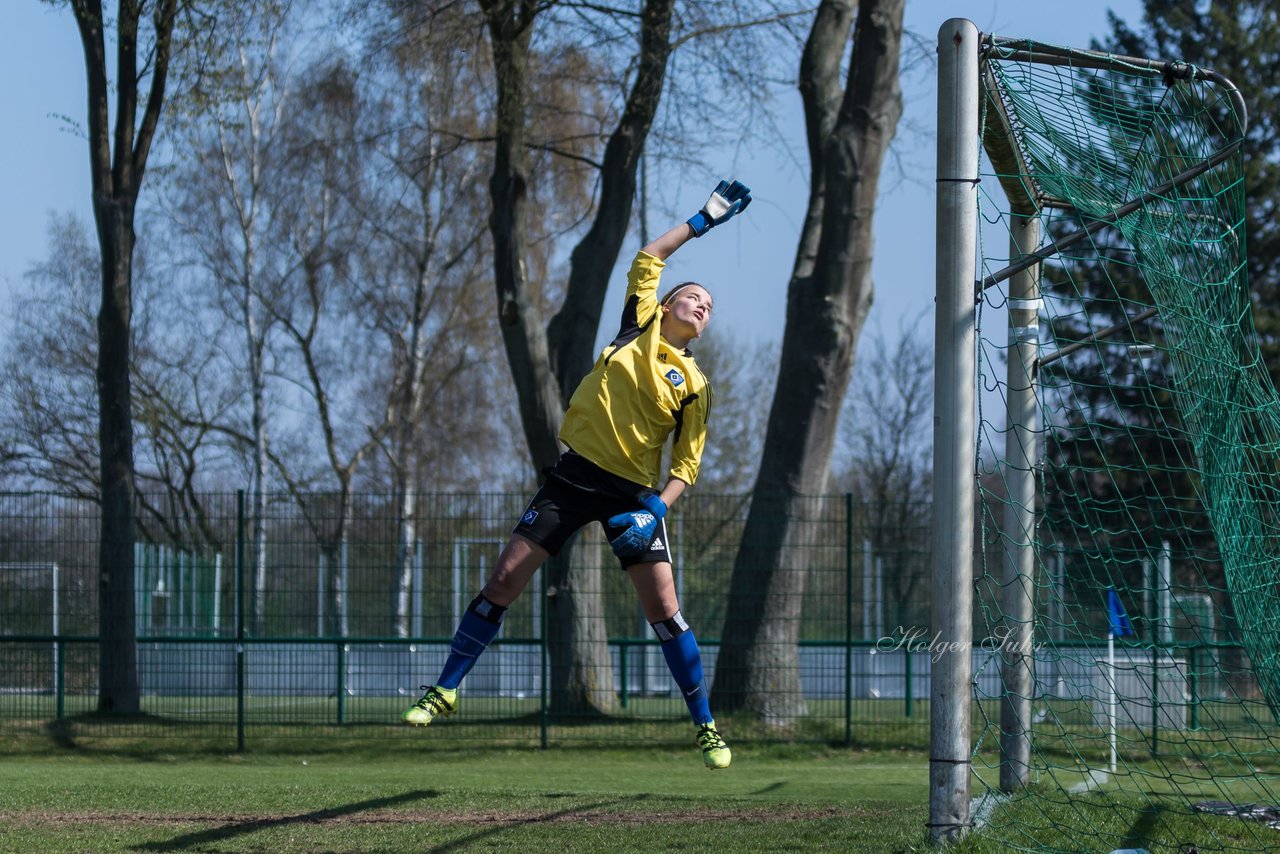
[686,179,752,237]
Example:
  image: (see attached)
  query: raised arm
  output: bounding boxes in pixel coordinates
[641,179,753,261]
[641,222,695,260]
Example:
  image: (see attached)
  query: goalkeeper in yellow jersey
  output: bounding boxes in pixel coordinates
[402,179,751,770]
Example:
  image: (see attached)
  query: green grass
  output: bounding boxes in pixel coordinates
[0,698,934,755]
[6,703,1280,852]
[952,786,1280,853]
[3,739,1277,852]
[0,743,932,853]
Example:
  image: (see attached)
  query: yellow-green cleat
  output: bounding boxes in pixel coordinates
[696,721,731,770]
[402,685,457,727]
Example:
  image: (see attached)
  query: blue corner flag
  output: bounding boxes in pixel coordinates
[1106,588,1135,638]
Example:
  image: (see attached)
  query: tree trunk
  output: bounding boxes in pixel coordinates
[546,0,674,399]
[96,207,140,713]
[72,0,178,714]
[545,527,616,714]
[244,230,271,643]
[712,0,904,722]
[481,1,563,470]
[541,0,673,717]
[481,0,675,715]
[478,0,630,715]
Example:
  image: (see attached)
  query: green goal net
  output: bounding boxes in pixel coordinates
[967,30,1280,852]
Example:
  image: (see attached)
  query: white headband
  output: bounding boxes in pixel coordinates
[662,284,697,306]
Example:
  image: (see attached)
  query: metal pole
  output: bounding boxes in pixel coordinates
[212,553,223,636]
[1000,215,1041,792]
[412,540,424,639]
[540,564,549,749]
[845,493,854,749]
[55,638,65,720]
[874,556,885,640]
[52,562,59,697]
[340,536,350,638]
[1158,541,1173,646]
[1109,632,1117,773]
[931,17,979,845]
[236,490,246,752]
[1155,540,1172,754]
[863,539,873,636]
[337,641,347,725]
[1052,547,1065,643]
[317,552,326,637]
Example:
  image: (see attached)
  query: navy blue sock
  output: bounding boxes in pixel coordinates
[653,612,713,725]
[437,594,506,690]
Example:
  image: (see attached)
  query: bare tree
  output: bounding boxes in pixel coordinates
[349,35,497,636]
[467,0,683,713]
[255,50,505,635]
[0,215,103,499]
[61,0,182,713]
[833,318,933,630]
[0,210,237,565]
[163,3,299,635]
[230,57,374,635]
[713,0,906,722]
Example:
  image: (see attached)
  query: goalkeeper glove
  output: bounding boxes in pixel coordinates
[607,495,668,558]
[686,179,752,237]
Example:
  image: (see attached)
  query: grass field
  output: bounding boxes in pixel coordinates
[4,741,1278,852]
[0,742,933,853]
[4,707,1279,853]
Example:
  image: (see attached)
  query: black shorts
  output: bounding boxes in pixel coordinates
[512,451,672,568]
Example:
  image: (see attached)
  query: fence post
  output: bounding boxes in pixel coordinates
[236,490,246,752]
[540,564,549,749]
[619,640,629,710]
[906,640,916,722]
[845,493,854,748]
[336,642,347,724]
[1151,647,1161,758]
[56,638,65,719]
[1188,646,1200,730]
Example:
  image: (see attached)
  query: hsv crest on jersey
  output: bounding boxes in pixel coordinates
[665,368,685,387]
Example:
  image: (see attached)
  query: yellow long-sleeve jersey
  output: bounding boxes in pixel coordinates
[558,251,712,488]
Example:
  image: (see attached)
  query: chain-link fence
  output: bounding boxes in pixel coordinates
[1,490,932,748]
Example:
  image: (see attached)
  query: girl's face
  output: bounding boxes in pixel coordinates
[662,285,714,338]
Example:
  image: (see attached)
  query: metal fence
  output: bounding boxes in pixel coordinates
[0,491,1264,752]
[0,488,1264,754]
[0,490,944,748]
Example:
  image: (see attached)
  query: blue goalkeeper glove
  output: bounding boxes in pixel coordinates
[686,179,752,237]
[607,495,668,558]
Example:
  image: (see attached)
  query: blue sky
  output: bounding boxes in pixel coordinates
[1,1,1146,353]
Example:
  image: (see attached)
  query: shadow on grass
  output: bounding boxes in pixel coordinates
[10,706,935,761]
[44,712,191,752]
[135,789,442,852]
[423,795,640,853]
[1118,803,1162,851]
